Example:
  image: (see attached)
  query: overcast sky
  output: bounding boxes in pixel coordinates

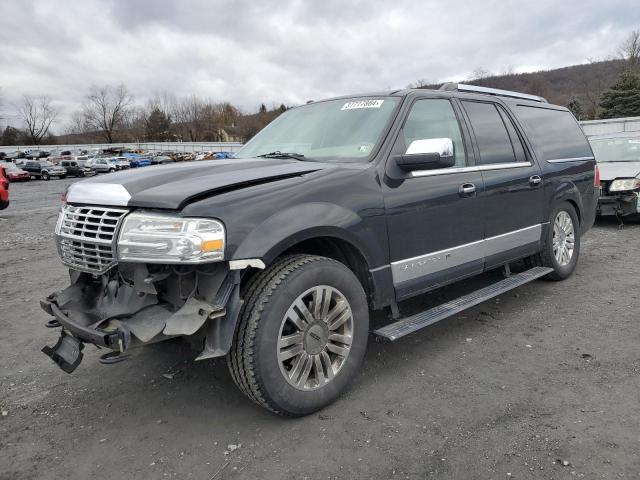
[1,0,639,131]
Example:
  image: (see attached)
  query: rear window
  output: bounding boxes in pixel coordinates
[515,106,592,161]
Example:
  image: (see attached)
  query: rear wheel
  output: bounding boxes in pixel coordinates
[526,202,580,280]
[228,255,369,416]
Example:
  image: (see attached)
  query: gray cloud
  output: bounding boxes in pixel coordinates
[1,0,639,131]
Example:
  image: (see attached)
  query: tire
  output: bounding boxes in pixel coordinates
[60,175,66,179]
[228,254,369,416]
[108,168,115,173]
[525,202,580,281]
[79,171,85,177]
[41,172,50,181]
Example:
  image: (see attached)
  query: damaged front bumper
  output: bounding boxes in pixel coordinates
[41,262,242,373]
[597,191,640,217]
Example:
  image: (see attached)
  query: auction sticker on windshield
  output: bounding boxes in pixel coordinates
[341,99,384,110]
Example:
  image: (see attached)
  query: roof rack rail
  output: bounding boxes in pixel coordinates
[439,82,547,103]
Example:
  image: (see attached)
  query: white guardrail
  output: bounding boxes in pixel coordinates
[0,142,244,154]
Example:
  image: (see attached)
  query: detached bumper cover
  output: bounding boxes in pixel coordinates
[597,192,639,216]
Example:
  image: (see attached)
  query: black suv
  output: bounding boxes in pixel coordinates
[42,85,597,416]
[60,160,93,178]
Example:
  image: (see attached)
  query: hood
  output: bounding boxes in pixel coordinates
[66,158,330,209]
[598,161,640,181]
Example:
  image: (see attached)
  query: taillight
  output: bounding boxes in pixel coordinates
[594,165,601,188]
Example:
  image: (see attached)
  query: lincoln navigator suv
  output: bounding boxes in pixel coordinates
[41,84,598,416]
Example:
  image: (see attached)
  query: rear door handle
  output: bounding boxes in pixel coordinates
[458,183,476,197]
[529,175,542,187]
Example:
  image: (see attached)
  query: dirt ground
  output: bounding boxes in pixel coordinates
[1,177,639,480]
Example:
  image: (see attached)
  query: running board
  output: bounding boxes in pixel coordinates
[373,266,553,341]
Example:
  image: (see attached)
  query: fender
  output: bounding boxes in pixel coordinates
[232,202,384,267]
[546,179,585,224]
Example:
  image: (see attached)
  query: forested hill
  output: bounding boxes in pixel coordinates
[425,59,626,119]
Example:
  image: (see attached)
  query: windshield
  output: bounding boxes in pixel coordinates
[235,97,400,161]
[39,161,54,167]
[590,136,640,162]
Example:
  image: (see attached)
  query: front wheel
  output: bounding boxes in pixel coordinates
[41,172,50,181]
[108,168,115,173]
[228,255,369,416]
[526,202,580,280]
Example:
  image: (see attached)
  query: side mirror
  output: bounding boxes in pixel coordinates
[395,138,455,171]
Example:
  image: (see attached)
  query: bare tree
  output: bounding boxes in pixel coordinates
[619,30,640,72]
[82,84,133,143]
[173,95,206,141]
[406,79,431,89]
[470,67,491,80]
[18,95,59,145]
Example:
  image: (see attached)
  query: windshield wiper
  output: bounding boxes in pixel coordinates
[257,151,306,161]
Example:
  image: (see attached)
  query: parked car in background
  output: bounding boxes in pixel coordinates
[86,158,113,173]
[112,157,131,170]
[0,165,9,210]
[589,133,640,220]
[125,154,152,168]
[0,162,31,182]
[151,155,174,165]
[6,151,26,162]
[24,150,50,160]
[60,160,94,178]
[50,150,74,165]
[86,158,120,173]
[22,160,67,180]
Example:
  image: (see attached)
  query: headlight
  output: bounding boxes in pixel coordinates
[609,178,640,192]
[117,212,225,263]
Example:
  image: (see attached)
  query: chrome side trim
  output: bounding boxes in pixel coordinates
[391,224,542,284]
[546,156,595,164]
[66,182,131,207]
[484,224,542,258]
[411,162,532,177]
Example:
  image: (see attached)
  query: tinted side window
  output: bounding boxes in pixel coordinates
[462,101,517,165]
[515,106,592,161]
[399,99,466,167]
[497,108,527,163]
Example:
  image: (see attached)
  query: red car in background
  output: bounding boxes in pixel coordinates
[0,162,31,182]
[0,165,9,210]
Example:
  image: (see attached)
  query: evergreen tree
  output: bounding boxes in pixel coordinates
[1,126,22,146]
[599,72,640,119]
[145,107,172,141]
[566,96,585,120]
[259,103,267,114]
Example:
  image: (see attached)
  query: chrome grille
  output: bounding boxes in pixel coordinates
[56,205,128,274]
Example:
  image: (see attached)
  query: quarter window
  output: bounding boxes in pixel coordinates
[399,99,466,167]
[463,101,525,165]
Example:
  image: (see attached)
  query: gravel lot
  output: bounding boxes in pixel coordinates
[1,177,639,480]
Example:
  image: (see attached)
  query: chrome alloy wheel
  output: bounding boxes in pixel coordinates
[277,285,354,391]
[553,211,575,266]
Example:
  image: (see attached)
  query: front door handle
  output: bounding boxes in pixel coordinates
[459,183,476,197]
[529,175,542,187]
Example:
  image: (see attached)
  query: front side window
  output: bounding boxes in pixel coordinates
[397,98,466,167]
[235,97,401,162]
[463,101,520,165]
